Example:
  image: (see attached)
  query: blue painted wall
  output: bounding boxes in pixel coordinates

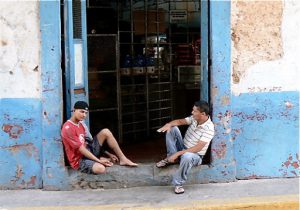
[0,0,70,190]
[0,99,42,189]
[232,92,299,178]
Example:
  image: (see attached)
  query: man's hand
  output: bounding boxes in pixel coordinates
[167,153,180,163]
[157,119,187,133]
[157,123,172,133]
[99,157,113,167]
[106,152,119,163]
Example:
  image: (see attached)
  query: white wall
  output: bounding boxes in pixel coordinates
[0,0,41,98]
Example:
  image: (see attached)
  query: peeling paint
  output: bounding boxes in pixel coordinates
[211,86,219,99]
[232,1,300,95]
[285,101,293,109]
[212,142,227,159]
[282,154,299,169]
[283,160,291,168]
[234,111,268,123]
[221,95,230,106]
[11,176,36,188]
[231,1,283,84]
[2,124,23,139]
[290,171,297,176]
[0,143,40,161]
[15,164,24,179]
[232,128,242,141]
[10,165,24,186]
[27,176,36,186]
[216,111,232,133]
[291,162,299,169]
[247,86,282,93]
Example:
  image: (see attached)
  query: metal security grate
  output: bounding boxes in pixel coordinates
[72,0,82,39]
[87,35,117,70]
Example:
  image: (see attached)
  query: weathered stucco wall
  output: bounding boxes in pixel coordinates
[0,1,40,98]
[232,0,299,93]
[231,0,299,179]
[0,1,43,189]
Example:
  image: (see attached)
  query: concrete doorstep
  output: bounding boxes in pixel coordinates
[68,163,212,189]
[0,178,298,210]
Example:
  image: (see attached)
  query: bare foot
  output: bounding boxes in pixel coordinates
[120,158,138,167]
[100,157,112,162]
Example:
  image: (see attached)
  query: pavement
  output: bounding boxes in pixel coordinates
[0,178,299,210]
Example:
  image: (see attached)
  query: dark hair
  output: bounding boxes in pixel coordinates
[194,100,210,115]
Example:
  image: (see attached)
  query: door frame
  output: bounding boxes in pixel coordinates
[63,0,89,120]
[39,0,234,189]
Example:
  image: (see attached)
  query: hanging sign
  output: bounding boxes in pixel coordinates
[170,10,187,23]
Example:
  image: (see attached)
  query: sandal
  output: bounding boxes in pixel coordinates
[156,159,169,168]
[174,185,185,194]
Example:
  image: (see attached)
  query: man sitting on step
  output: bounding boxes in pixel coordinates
[156,100,215,194]
[61,101,138,174]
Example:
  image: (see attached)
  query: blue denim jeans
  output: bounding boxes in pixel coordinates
[166,126,202,186]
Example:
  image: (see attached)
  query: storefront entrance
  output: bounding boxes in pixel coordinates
[61,0,210,163]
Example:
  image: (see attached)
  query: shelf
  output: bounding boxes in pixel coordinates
[88,70,117,73]
[123,128,147,135]
[122,101,147,106]
[149,116,171,121]
[149,99,172,103]
[122,110,145,116]
[89,107,118,113]
[122,120,147,126]
[149,107,171,112]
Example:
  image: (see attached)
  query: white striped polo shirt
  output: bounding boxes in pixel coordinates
[183,115,215,156]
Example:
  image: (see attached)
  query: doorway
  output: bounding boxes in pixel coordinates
[62,0,209,164]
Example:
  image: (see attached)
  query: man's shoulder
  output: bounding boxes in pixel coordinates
[61,120,79,133]
[208,117,215,129]
[203,119,214,132]
[62,120,72,128]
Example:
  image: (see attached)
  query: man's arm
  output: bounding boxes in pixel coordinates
[157,118,188,133]
[167,140,207,163]
[79,146,113,167]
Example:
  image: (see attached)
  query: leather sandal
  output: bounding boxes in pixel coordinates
[174,185,185,194]
[156,159,169,168]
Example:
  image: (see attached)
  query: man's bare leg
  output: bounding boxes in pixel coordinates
[96,128,138,167]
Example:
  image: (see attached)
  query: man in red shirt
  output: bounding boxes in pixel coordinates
[61,101,138,174]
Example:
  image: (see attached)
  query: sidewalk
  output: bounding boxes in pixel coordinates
[0,178,299,210]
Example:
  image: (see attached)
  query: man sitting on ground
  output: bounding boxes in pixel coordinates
[61,101,138,174]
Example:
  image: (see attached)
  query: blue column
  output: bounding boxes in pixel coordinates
[40,0,70,190]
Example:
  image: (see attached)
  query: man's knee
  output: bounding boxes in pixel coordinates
[98,128,112,138]
[169,126,180,133]
[181,152,194,163]
[92,163,106,174]
[166,126,180,139]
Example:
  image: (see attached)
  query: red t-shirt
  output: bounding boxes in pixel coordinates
[61,120,86,169]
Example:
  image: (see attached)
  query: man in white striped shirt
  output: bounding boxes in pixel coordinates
[156,100,215,194]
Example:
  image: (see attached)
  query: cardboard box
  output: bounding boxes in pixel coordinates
[133,10,165,35]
